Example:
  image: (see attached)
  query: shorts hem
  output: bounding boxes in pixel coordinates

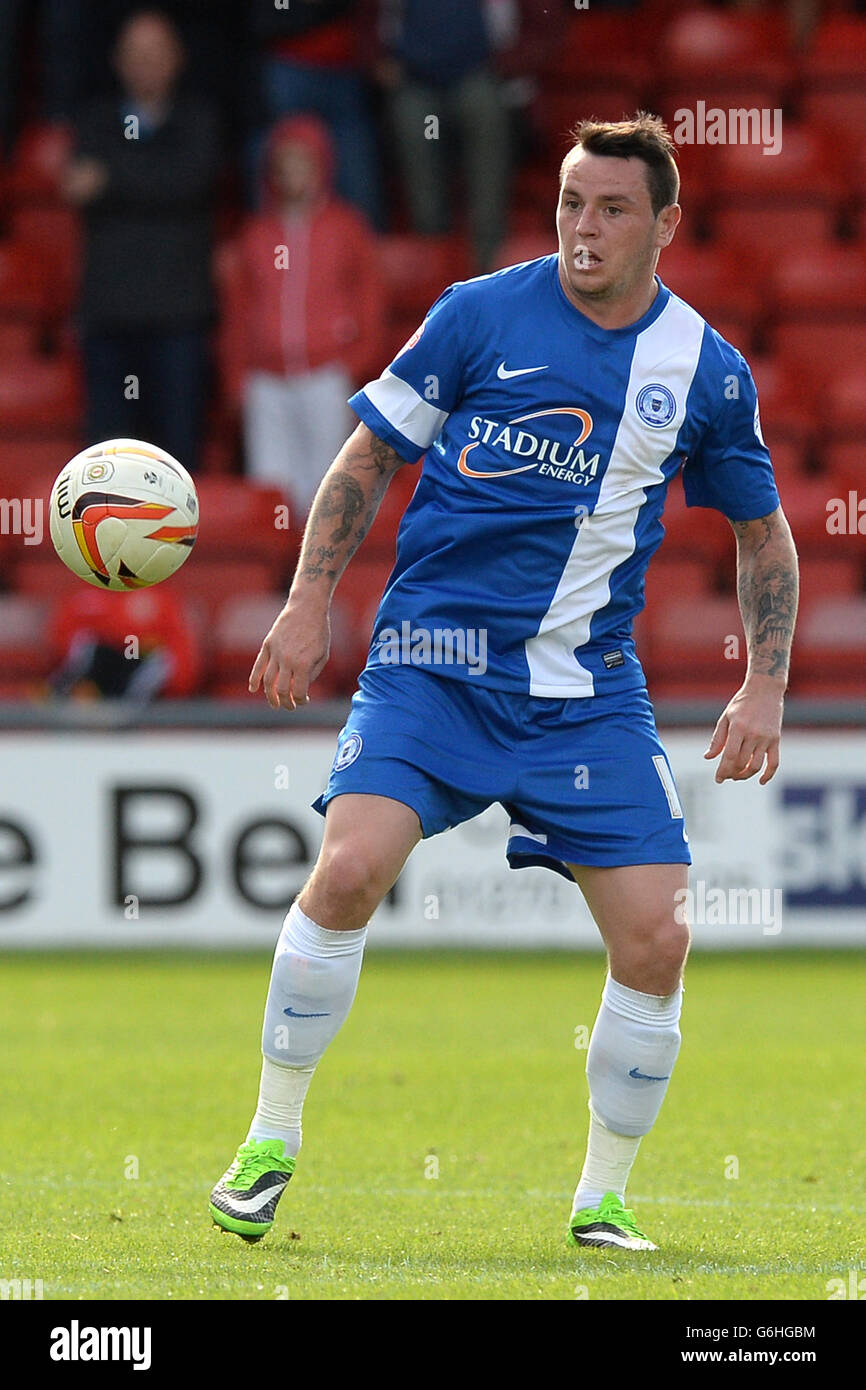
[312,786,432,837]
[507,847,692,876]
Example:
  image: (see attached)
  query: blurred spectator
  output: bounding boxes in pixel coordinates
[248,0,383,229]
[228,116,383,522]
[0,0,25,156]
[374,0,513,272]
[49,585,200,701]
[63,9,221,472]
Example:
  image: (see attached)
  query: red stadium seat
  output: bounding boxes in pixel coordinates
[710,206,840,269]
[659,7,792,83]
[768,242,866,315]
[821,367,866,439]
[823,441,866,496]
[329,556,394,686]
[211,591,285,696]
[10,554,81,598]
[492,232,558,272]
[794,595,866,693]
[192,478,298,570]
[210,588,348,700]
[542,11,653,88]
[660,238,761,337]
[0,354,81,434]
[168,558,280,625]
[801,89,866,145]
[748,355,817,448]
[774,474,847,552]
[644,558,711,619]
[707,128,845,266]
[536,87,647,149]
[0,241,51,320]
[772,321,866,390]
[713,124,842,197]
[0,436,81,496]
[798,556,863,600]
[659,481,738,564]
[645,593,745,695]
[800,14,866,83]
[657,9,792,120]
[378,235,471,322]
[768,439,811,489]
[9,205,82,315]
[7,121,74,202]
[0,321,36,358]
[0,595,53,681]
[212,237,247,412]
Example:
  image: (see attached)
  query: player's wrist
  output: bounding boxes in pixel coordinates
[283,586,331,619]
[742,668,788,695]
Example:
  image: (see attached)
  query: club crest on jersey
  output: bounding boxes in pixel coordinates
[636,383,676,428]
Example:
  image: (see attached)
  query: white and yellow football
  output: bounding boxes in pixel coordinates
[49,438,198,590]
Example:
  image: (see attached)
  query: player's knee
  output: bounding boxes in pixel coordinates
[617,915,689,989]
[655,916,691,975]
[311,837,395,916]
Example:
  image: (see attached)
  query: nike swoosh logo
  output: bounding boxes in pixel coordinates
[220,1181,287,1213]
[497,361,549,379]
[284,1006,331,1018]
[629,1066,671,1082]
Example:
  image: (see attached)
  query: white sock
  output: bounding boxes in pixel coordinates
[572,1111,643,1215]
[573,974,683,1212]
[247,1056,315,1159]
[248,902,367,1158]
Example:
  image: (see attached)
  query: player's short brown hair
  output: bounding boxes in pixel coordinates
[560,113,680,218]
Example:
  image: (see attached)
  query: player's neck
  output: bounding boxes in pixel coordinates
[558,270,659,332]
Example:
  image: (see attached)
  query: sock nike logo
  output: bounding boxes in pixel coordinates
[283,1006,331,1018]
[628,1066,671,1081]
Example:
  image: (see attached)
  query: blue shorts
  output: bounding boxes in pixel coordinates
[313,665,691,878]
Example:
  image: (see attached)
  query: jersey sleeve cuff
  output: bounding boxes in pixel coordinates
[349,390,426,465]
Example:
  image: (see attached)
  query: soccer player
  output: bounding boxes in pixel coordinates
[210,114,798,1251]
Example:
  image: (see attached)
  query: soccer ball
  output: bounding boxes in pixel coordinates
[49,439,198,590]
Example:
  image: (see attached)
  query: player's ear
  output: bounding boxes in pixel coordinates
[656,203,681,248]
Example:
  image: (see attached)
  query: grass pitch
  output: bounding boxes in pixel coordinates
[0,948,863,1301]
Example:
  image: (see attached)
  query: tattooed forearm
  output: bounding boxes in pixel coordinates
[343,429,404,479]
[731,510,799,683]
[293,425,405,591]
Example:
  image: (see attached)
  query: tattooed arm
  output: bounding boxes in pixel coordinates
[249,423,407,709]
[704,506,799,784]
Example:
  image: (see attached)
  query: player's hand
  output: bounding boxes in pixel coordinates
[62,157,108,205]
[704,676,785,785]
[248,600,330,711]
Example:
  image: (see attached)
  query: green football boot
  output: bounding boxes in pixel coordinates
[568,1191,658,1251]
[209,1138,295,1242]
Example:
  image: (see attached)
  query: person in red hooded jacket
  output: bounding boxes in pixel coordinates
[49,586,200,702]
[229,115,384,524]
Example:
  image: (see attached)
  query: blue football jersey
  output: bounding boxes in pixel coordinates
[349,254,779,698]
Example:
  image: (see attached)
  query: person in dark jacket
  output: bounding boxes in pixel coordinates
[63,9,221,471]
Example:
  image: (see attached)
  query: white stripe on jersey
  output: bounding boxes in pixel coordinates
[524,295,706,698]
[363,368,449,451]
